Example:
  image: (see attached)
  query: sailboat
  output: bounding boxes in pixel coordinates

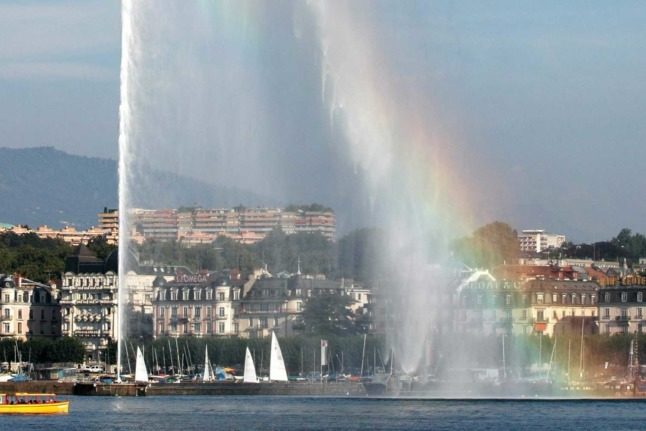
[269,332,288,382]
[202,346,214,383]
[243,347,258,383]
[134,347,149,383]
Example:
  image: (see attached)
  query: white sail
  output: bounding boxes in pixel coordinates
[134,347,148,383]
[269,331,288,382]
[202,346,214,382]
[243,347,258,383]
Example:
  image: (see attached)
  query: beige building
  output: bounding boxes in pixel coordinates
[129,206,336,245]
[152,272,243,338]
[60,271,118,360]
[454,272,598,337]
[0,275,61,341]
[598,285,646,335]
[152,271,371,339]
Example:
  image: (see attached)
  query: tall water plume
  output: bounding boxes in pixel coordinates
[118,1,477,379]
[309,2,473,374]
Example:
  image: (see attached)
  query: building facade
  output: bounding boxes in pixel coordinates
[454,273,598,337]
[598,284,646,335]
[129,206,336,245]
[0,275,61,341]
[518,229,566,254]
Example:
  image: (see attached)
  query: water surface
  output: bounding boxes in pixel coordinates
[5,396,644,431]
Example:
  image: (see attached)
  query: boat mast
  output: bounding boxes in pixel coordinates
[579,316,585,380]
[360,334,367,378]
[167,340,174,374]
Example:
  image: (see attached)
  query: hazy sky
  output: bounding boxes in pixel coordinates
[1,0,645,241]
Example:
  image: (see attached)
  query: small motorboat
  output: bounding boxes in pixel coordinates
[0,393,69,414]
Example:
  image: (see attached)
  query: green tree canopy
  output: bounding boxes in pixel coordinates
[301,293,360,336]
[452,222,519,269]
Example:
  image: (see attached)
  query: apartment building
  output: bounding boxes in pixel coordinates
[0,275,61,341]
[518,229,566,254]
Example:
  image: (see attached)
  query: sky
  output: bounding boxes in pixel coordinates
[1,0,645,241]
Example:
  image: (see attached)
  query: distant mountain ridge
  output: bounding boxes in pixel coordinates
[0,147,265,229]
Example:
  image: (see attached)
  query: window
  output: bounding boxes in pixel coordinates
[505,294,511,306]
[18,309,22,320]
[195,306,201,318]
[552,293,558,303]
[29,310,33,320]
[219,307,225,317]
[3,308,10,318]
[605,292,610,303]
[194,289,201,301]
[159,307,165,317]
[205,289,213,300]
[206,306,212,318]
[639,292,644,303]
[537,294,544,305]
[233,323,239,334]
[297,302,303,312]
[521,310,527,320]
[537,310,544,322]
[621,292,628,303]
[171,306,178,317]
[218,322,225,333]
[639,308,643,318]
[194,322,201,334]
[17,322,22,334]
[621,309,628,319]
[218,292,225,301]
[4,294,9,303]
[3,323,9,333]
[170,290,178,301]
[182,289,189,301]
[183,306,189,317]
[260,318,268,329]
[233,290,240,300]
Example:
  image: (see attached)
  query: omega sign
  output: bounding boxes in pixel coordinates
[174,273,209,284]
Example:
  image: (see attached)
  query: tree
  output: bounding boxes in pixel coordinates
[452,222,519,269]
[87,235,117,260]
[301,293,359,336]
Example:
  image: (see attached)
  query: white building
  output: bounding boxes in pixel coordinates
[518,229,566,253]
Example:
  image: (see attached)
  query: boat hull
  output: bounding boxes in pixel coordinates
[0,401,69,414]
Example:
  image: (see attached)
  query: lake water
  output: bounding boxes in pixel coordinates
[5,396,645,431]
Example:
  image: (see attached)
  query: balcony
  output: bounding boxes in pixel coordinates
[0,315,12,321]
[74,330,102,337]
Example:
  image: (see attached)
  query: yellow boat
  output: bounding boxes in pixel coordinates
[0,393,69,414]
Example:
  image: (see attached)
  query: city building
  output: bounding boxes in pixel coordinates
[152,270,244,338]
[130,206,336,245]
[60,246,119,361]
[453,270,598,337]
[598,282,646,335]
[518,229,566,254]
[0,275,61,341]
[152,269,371,339]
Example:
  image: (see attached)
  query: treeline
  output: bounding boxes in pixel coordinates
[0,337,85,364]
[0,232,116,283]
[137,227,385,283]
[451,222,646,270]
[0,232,73,283]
